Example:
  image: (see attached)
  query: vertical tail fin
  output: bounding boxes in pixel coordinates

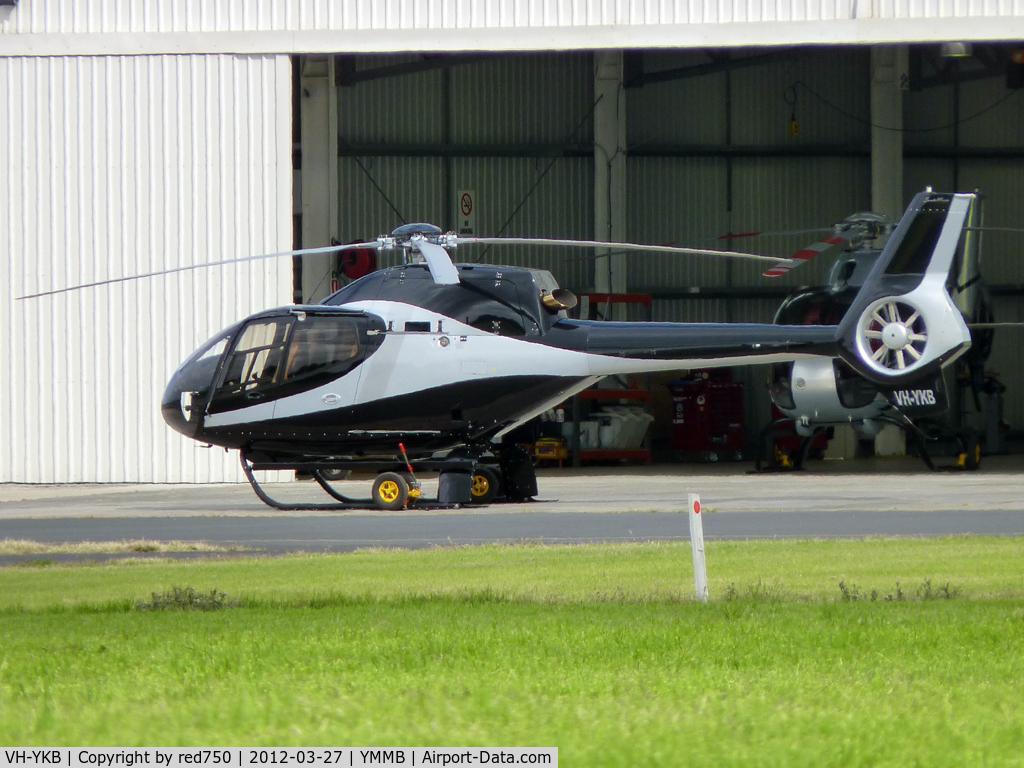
[836,191,976,385]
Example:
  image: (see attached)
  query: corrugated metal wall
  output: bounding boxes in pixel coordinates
[627,48,872,304]
[0,53,292,482]
[335,49,876,303]
[336,54,595,289]
[4,0,1023,35]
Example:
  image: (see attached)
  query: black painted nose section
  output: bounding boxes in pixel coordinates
[162,362,210,439]
[161,393,191,436]
[160,323,241,440]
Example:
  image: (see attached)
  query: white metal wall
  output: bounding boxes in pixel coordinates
[4,0,1024,55]
[4,0,1024,33]
[0,0,913,32]
[0,53,292,482]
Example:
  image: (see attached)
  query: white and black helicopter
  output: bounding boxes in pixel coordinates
[755,190,993,471]
[24,188,978,510]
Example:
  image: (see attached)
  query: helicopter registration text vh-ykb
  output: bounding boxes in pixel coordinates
[160,193,974,509]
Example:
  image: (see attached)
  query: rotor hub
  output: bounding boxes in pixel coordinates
[391,223,443,242]
[881,322,910,350]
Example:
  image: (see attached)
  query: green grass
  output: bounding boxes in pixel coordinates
[3,536,1023,609]
[0,538,249,555]
[2,538,1024,765]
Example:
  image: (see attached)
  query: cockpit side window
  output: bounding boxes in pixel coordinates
[210,315,366,413]
[284,316,360,381]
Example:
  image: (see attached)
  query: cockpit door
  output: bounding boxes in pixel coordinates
[207,312,372,418]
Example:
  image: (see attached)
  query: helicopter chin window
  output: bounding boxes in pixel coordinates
[769,363,795,410]
[834,360,878,409]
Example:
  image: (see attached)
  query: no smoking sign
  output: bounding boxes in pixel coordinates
[457,189,476,235]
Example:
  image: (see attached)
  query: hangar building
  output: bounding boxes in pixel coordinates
[2,1,1023,482]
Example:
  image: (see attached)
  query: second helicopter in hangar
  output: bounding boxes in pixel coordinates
[759,190,994,471]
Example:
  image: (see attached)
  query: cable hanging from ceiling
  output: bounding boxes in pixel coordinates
[785,80,1023,133]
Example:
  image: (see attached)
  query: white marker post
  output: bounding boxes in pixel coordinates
[688,493,709,603]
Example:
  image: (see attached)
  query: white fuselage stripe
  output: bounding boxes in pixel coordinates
[204,300,828,427]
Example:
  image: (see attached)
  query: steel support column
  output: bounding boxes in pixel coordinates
[300,56,339,303]
[871,46,909,456]
[870,46,907,223]
[593,51,627,299]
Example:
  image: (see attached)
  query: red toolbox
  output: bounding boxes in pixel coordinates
[670,372,745,458]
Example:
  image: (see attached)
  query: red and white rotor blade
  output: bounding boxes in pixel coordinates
[763,235,847,278]
[715,227,831,241]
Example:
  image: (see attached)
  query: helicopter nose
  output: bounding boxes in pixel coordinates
[161,325,238,439]
[161,395,194,437]
[161,362,208,439]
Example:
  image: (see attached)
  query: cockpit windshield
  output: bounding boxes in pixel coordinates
[176,323,241,373]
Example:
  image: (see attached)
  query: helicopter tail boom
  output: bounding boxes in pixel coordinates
[552,320,838,377]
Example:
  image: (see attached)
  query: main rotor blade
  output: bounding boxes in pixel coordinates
[763,235,847,278]
[453,236,786,263]
[411,238,461,285]
[715,227,832,241]
[17,242,380,300]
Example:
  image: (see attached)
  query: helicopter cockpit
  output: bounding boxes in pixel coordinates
[162,308,385,441]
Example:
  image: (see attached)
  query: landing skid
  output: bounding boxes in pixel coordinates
[753,414,982,473]
[753,418,823,473]
[900,417,982,472]
[241,455,363,510]
[239,449,482,511]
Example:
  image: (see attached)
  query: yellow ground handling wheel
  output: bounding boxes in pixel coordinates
[468,465,501,505]
[372,471,410,510]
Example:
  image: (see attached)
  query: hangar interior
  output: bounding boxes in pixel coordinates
[296,46,1024,463]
